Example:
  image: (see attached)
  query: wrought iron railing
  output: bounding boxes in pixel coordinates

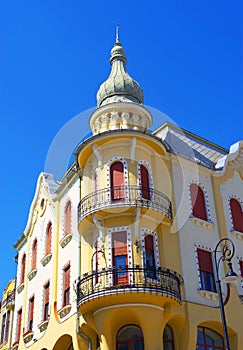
[76,266,181,305]
[78,186,172,222]
[1,290,15,308]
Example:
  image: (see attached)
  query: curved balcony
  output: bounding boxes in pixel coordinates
[77,265,182,307]
[78,186,172,222]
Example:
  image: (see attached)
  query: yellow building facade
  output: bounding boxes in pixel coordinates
[2,36,243,350]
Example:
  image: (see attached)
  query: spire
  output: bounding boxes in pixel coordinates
[96,29,144,106]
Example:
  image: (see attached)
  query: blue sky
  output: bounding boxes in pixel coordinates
[0,1,242,294]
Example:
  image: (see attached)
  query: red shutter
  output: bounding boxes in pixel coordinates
[197,249,213,273]
[65,202,71,235]
[145,235,154,252]
[21,254,26,284]
[240,260,243,277]
[140,164,150,200]
[64,265,70,290]
[46,223,52,255]
[230,199,243,233]
[190,184,207,221]
[29,297,34,322]
[112,231,127,256]
[32,240,37,270]
[17,309,22,341]
[111,161,124,200]
[45,282,50,304]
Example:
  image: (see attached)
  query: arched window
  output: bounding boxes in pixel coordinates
[196,327,224,349]
[31,239,37,270]
[46,223,52,255]
[139,164,150,200]
[65,201,72,236]
[163,324,174,350]
[110,161,124,201]
[190,183,207,221]
[20,254,26,284]
[230,198,243,232]
[197,248,216,292]
[116,325,144,349]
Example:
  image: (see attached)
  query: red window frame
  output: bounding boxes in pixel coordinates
[145,234,156,279]
[197,327,224,349]
[16,308,22,342]
[140,164,150,200]
[20,254,26,284]
[43,281,50,321]
[112,231,128,286]
[28,296,34,331]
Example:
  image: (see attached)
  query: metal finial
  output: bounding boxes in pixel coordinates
[116,23,120,43]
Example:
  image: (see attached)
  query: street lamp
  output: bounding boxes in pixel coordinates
[213,238,239,350]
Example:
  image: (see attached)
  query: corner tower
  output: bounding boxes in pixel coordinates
[90,32,152,133]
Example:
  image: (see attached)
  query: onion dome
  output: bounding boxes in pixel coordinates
[96,33,144,106]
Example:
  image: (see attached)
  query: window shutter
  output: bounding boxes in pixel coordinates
[65,202,71,235]
[32,240,37,270]
[197,249,213,273]
[17,309,22,341]
[29,297,34,321]
[112,232,127,256]
[45,282,50,304]
[21,254,26,284]
[46,223,52,255]
[230,199,243,232]
[140,164,150,200]
[64,265,70,290]
[110,161,124,200]
[190,184,207,221]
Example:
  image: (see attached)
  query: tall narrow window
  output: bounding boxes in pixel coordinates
[116,325,144,349]
[16,308,22,342]
[5,311,10,343]
[196,327,224,349]
[65,202,71,236]
[230,198,243,232]
[197,249,216,292]
[28,296,34,331]
[32,239,37,270]
[112,232,128,285]
[46,223,52,255]
[20,254,26,284]
[145,235,156,279]
[140,164,150,200]
[1,313,6,344]
[63,264,70,307]
[163,324,175,350]
[110,161,124,201]
[190,183,207,221]
[43,281,50,321]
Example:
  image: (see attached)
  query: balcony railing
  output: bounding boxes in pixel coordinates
[77,265,182,305]
[1,290,15,308]
[78,186,172,222]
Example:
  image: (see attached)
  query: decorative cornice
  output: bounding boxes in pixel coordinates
[215,141,243,178]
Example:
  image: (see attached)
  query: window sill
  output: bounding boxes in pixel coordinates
[16,282,24,294]
[38,319,49,332]
[40,253,52,267]
[231,229,243,240]
[59,233,72,248]
[198,289,218,301]
[58,304,71,319]
[23,330,34,343]
[27,268,37,281]
[189,216,214,230]
[12,341,19,350]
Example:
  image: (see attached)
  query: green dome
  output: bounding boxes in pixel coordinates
[96,40,144,106]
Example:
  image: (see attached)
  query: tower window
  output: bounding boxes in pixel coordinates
[190,183,207,221]
[230,198,243,232]
[110,161,125,201]
[144,234,156,279]
[197,249,216,292]
[139,164,150,200]
[112,231,128,285]
[116,325,144,349]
